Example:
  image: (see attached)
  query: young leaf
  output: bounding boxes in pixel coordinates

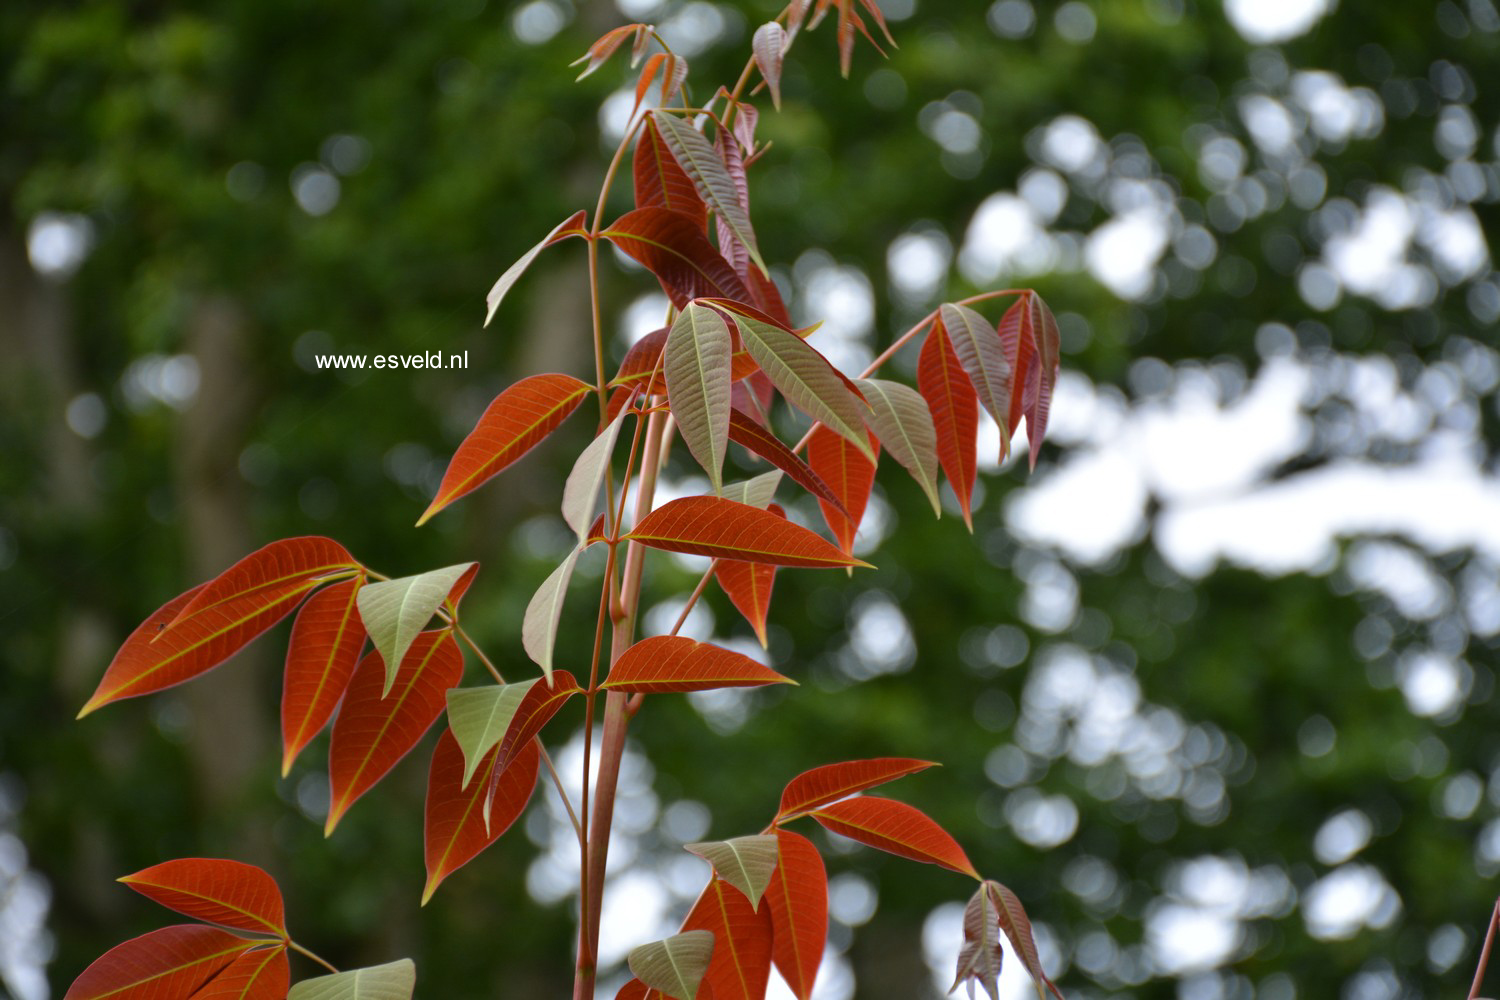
[714,552,776,648]
[633,53,666,119]
[484,670,580,826]
[996,293,1061,470]
[282,578,367,776]
[685,836,780,909]
[325,631,463,835]
[952,883,1003,1000]
[194,945,289,1000]
[423,728,539,905]
[652,113,767,277]
[602,207,752,308]
[628,496,870,569]
[752,23,787,109]
[64,925,255,1000]
[603,636,792,693]
[806,425,878,556]
[682,878,773,1000]
[357,563,476,697]
[166,537,360,627]
[809,797,978,878]
[855,378,941,515]
[634,117,708,230]
[986,880,1066,1000]
[665,303,735,493]
[940,303,1013,462]
[713,126,750,279]
[765,830,827,1000]
[521,544,582,682]
[658,52,690,107]
[727,409,844,513]
[445,682,536,788]
[627,930,716,1000]
[419,373,593,524]
[720,470,782,509]
[571,23,650,79]
[285,959,416,1000]
[484,210,588,326]
[917,317,979,528]
[562,409,628,542]
[777,758,936,821]
[119,858,286,939]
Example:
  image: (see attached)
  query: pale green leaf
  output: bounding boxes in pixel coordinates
[357,564,475,696]
[627,930,715,1000]
[652,113,767,276]
[484,212,584,327]
[685,835,780,909]
[562,410,627,542]
[445,682,537,788]
[287,959,415,1000]
[522,545,582,682]
[940,303,1013,461]
[720,470,782,509]
[664,304,734,493]
[856,378,941,515]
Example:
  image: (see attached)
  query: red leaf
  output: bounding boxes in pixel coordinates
[806,425,878,555]
[731,370,777,426]
[810,797,978,878]
[281,579,367,776]
[941,303,1013,463]
[419,373,593,525]
[602,636,792,693]
[634,53,666,118]
[714,126,751,278]
[918,318,979,528]
[119,859,286,939]
[634,118,708,231]
[987,880,1066,1000]
[65,925,255,1000]
[602,208,752,308]
[682,878,773,1000]
[572,23,652,80]
[169,537,359,626]
[616,981,716,1000]
[727,410,844,514]
[765,830,826,1000]
[326,630,464,834]
[488,671,580,794]
[423,728,539,905]
[713,507,782,649]
[613,328,670,395]
[777,757,936,821]
[191,945,289,1000]
[628,496,869,569]
[996,293,1061,470]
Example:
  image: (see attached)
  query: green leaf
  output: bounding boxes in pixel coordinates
[685,835,780,909]
[484,212,586,327]
[357,564,476,696]
[522,545,582,682]
[286,959,416,1000]
[940,303,1013,462]
[627,931,715,1000]
[652,113,767,277]
[445,682,537,788]
[721,470,782,509]
[665,303,734,492]
[562,410,628,543]
[855,378,941,515]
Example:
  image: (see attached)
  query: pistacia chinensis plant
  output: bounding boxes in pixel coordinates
[66,4,1072,999]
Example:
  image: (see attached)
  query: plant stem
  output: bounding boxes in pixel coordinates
[289,940,339,974]
[1469,898,1499,999]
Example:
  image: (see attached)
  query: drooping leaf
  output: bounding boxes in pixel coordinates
[658,52,690,107]
[166,537,360,627]
[777,758,936,821]
[521,544,582,682]
[855,378,941,515]
[652,113,767,277]
[423,729,539,905]
[730,103,759,160]
[952,882,1004,1000]
[419,373,593,524]
[628,496,869,569]
[356,564,476,697]
[995,293,1061,470]
[809,797,978,878]
[285,959,416,1000]
[602,208,752,308]
[563,410,629,542]
[633,53,666,119]
[719,471,782,509]
[484,210,588,326]
[685,836,780,909]
[765,830,827,1000]
[917,317,979,528]
[603,636,792,693]
[64,925,255,1000]
[940,303,1013,463]
[665,304,735,492]
[986,880,1065,1000]
[634,117,708,230]
[806,425,878,556]
[752,23,787,109]
[682,878,773,1000]
[192,945,289,1000]
[713,125,751,279]
[627,931,716,1000]
[484,671,580,826]
[571,23,652,79]
[727,410,844,513]
[281,578,367,776]
[445,682,535,789]
[325,631,463,835]
[119,859,286,939]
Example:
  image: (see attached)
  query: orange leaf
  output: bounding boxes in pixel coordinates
[613,327,670,395]
[714,557,776,649]
[616,981,717,1000]
[167,537,359,627]
[628,496,869,569]
[190,945,289,1000]
[419,373,592,525]
[484,671,580,824]
[603,636,792,693]
[941,303,1013,463]
[682,878,773,1000]
[918,317,979,528]
[326,630,463,834]
[806,425,878,555]
[727,411,844,514]
[810,797,977,878]
[423,729,539,905]
[634,117,708,231]
[765,830,826,1000]
[777,757,935,821]
[281,578,367,776]
[64,925,255,1000]
[602,208,752,308]
[119,859,286,939]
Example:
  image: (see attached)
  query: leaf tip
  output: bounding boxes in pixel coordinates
[75,699,100,720]
[850,557,876,571]
[420,881,437,907]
